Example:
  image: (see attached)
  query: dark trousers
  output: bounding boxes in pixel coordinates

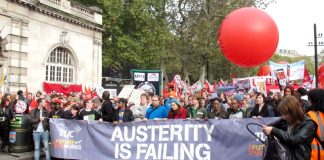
[0,121,10,151]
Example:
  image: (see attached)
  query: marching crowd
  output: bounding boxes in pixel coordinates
[0,85,323,160]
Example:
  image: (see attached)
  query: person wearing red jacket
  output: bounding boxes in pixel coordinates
[168,99,187,119]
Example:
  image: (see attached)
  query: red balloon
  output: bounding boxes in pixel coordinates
[257,65,270,76]
[218,7,279,67]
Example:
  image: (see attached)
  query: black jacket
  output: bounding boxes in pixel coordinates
[114,108,134,122]
[101,100,115,122]
[79,109,99,120]
[0,106,15,124]
[29,108,49,131]
[250,104,275,118]
[270,117,317,160]
[49,108,64,119]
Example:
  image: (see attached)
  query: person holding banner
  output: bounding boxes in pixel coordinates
[227,98,245,119]
[131,93,149,122]
[208,98,229,119]
[70,105,81,120]
[79,99,99,121]
[262,96,317,160]
[168,99,187,119]
[48,99,64,119]
[113,98,134,123]
[187,96,208,120]
[29,98,51,160]
[145,95,168,120]
[250,93,275,118]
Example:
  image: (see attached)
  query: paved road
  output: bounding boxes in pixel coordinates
[0,151,36,160]
[0,148,45,160]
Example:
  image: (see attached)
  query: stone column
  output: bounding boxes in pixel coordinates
[2,17,29,92]
[93,39,102,87]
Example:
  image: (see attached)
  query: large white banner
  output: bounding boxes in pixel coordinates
[269,61,305,81]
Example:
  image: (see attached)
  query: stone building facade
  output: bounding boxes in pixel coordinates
[0,0,102,93]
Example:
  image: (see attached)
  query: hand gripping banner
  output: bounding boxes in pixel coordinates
[50,118,279,160]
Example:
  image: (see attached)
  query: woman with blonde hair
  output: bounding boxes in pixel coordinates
[262,96,317,160]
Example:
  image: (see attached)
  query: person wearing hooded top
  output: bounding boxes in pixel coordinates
[99,91,115,122]
[168,99,187,119]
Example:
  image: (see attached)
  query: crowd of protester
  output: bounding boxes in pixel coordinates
[0,85,323,159]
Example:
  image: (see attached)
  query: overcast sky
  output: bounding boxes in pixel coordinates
[264,0,324,56]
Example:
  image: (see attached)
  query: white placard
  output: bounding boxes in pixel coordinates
[128,89,145,106]
[134,72,145,81]
[118,85,135,98]
[105,89,117,98]
[147,73,159,82]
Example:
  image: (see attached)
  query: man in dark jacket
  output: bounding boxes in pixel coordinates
[48,99,64,119]
[99,91,115,122]
[29,98,50,160]
[113,98,134,123]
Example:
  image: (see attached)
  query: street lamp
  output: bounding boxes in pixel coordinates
[307,23,324,88]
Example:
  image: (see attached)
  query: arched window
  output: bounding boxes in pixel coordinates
[45,47,75,83]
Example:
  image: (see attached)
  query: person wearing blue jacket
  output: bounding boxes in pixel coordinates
[145,95,168,119]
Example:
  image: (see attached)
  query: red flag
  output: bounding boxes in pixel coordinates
[302,66,312,83]
[85,86,91,95]
[301,67,313,90]
[204,81,211,93]
[218,79,224,86]
[213,82,218,93]
[29,96,38,113]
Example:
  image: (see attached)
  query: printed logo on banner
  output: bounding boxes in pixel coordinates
[50,118,279,160]
[147,73,159,81]
[138,82,156,93]
[134,73,145,81]
[52,124,82,150]
[247,131,265,157]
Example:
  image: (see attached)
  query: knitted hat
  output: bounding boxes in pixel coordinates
[170,98,181,106]
[235,94,244,101]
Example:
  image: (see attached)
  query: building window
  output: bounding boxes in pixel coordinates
[46,47,76,84]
